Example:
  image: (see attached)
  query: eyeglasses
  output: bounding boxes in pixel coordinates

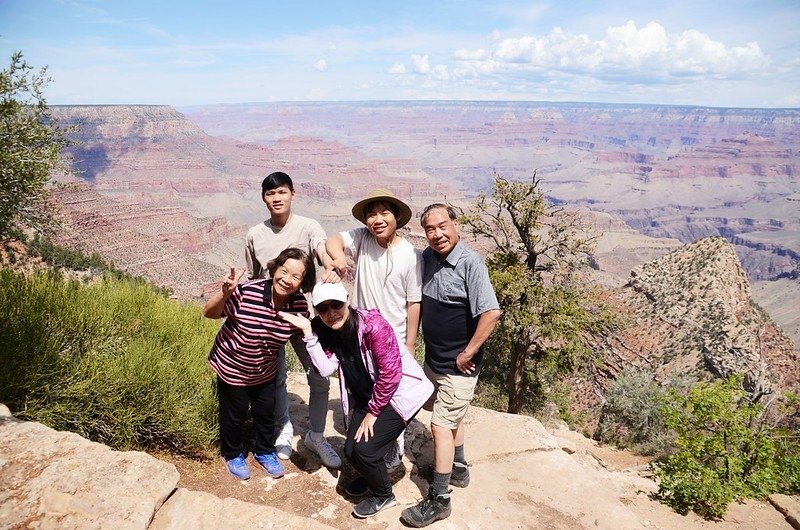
[315,300,345,315]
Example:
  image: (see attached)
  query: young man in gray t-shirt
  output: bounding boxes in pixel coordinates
[245,171,341,469]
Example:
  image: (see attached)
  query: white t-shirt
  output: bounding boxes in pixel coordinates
[245,214,327,279]
[340,227,423,343]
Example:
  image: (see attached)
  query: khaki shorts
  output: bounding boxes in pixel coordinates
[424,363,478,430]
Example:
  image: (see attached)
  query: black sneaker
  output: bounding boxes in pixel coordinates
[352,494,397,518]
[400,487,452,527]
[422,461,471,488]
[344,476,371,497]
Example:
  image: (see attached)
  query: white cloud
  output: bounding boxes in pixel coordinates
[388,62,407,74]
[454,48,488,61]
[783,94,800,106]
[411,54,431,74]
[314,59,328,72]
[432,64,449,80]
[455,21,770,82]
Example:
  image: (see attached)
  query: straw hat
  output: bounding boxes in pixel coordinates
[351,188,413,229]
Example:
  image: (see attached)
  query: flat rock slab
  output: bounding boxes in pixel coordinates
[150,488,338,529]
[0,414,178,530]
[770,494,800,529]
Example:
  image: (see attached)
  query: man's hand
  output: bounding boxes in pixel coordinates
[329,256,349,278]
[319,267,342,283]
[455,350,476,374]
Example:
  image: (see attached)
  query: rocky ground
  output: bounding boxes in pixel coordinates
[2,372,797,529]
[155,373,796,530]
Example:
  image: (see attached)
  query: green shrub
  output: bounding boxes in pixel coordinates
[596,368,692,456]
[653,375,800,518]
[0,268,220,457]
[27,235,172,296]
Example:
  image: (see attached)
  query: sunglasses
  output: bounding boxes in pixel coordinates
[315,300,345,315]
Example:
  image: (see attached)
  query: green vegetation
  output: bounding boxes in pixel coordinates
[0,51,71,237]
[0,267,220,457]
[596,368,692,456]
[27,232,108,271]
[461,173,618,414]
[653,375,800,518]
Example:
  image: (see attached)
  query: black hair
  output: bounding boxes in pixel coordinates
[365,199,399,218]
[311,307,361,351]
[420,203,458,224]
[261,171,294,194]
[266,247,316,293]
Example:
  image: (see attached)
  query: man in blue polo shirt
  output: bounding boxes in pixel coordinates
[401,203,501,528]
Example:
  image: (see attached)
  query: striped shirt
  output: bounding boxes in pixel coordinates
[208,279,308,386]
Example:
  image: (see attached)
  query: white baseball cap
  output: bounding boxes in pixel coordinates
[311,282,349,306]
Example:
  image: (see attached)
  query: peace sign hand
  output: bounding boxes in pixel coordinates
[222,267,247,297]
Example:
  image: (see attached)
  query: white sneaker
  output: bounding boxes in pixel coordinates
[275,422,293,460]
[304,431,342,469]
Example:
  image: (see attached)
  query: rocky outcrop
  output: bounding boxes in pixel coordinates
[49,184,230,300]
[0,404,177,529]
[150,489,337,530]
[583,238,798,416]
[0,402,336,530]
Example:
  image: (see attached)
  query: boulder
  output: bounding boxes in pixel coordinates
[0,414,178,529]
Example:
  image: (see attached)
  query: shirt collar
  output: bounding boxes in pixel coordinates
[439,239,465,267]
[263,279,274,306]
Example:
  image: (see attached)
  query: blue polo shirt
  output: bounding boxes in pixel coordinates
[421,240,499,376]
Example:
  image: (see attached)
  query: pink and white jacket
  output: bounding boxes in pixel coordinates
[302,308,433,425]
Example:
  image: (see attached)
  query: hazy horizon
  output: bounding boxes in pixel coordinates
[2,1,798,109]
[49,100,800,112]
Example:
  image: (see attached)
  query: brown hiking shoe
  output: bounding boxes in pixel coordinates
[400,487,452,527]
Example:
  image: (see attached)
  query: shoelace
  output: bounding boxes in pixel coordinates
[317,440,339,459]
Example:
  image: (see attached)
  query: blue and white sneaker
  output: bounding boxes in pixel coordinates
[225,454,251,480]
[253,451,285,478]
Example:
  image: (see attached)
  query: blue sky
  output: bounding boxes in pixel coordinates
[1,0,798,108]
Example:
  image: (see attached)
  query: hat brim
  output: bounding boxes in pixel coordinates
[351,195,412,229]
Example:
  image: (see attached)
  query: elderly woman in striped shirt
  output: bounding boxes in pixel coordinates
[203,247,315,481]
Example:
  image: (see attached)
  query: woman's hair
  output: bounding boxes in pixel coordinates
[339,307,360,341]
[312,307,360,345]
[266,247,316,293]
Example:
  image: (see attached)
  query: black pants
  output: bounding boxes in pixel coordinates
[217,377,277,459]
[345,406,410,498]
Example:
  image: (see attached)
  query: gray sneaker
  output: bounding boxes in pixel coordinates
[352,494,397,518]
[304,431,342,468]
[450,461,471,487]
[383,440,403,469]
